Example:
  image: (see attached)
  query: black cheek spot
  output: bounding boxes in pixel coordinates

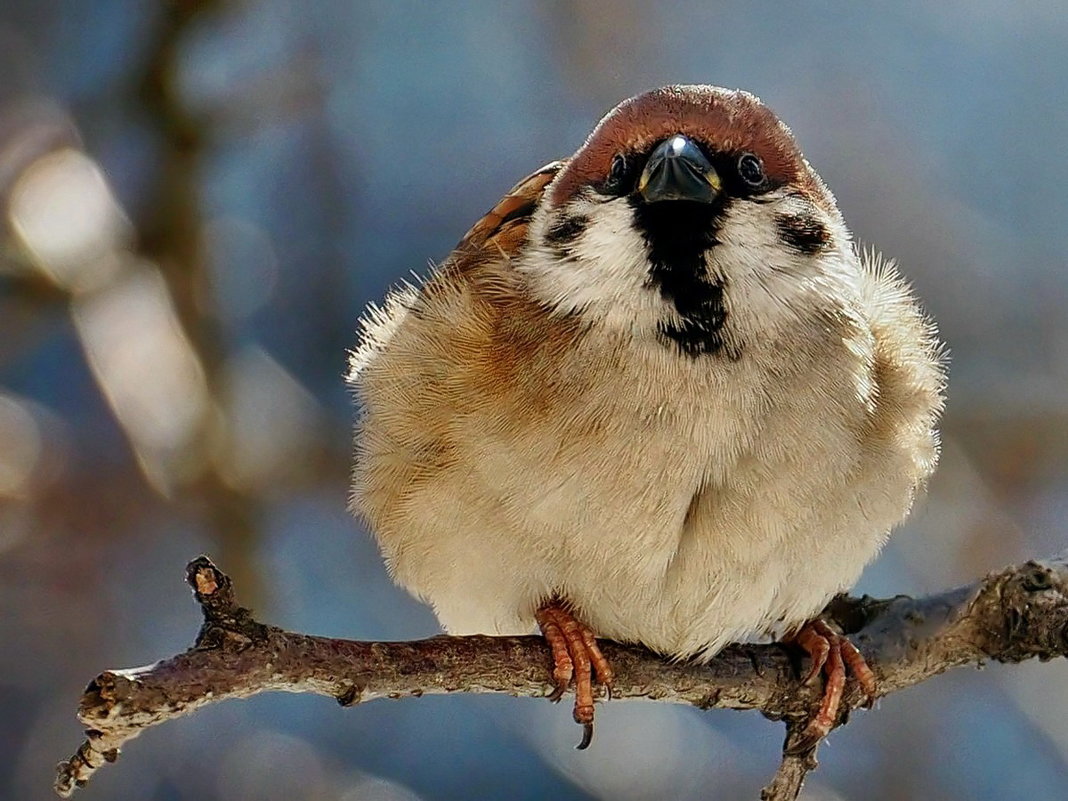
[545,214,588,246]
[775,212,832,255]
[544,214,589,260]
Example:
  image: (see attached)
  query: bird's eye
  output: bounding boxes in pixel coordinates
[737,153,766,187]
[604,154,628,193]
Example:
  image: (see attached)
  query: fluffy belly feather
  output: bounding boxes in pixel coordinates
[376,344,920,660]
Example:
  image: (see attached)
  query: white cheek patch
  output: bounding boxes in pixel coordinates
[711,195,862,341]
[520,190,865,352]
[520,197,673,334]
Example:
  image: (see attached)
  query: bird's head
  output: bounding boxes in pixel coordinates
[521,85,857,358]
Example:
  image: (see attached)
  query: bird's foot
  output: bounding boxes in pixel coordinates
[787,618,877,754]
[534,601,614,749]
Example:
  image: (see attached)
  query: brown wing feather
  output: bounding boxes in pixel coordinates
[352,159,586,554]
[454,161,564,257]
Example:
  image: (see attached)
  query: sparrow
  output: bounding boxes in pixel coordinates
[347,85,945,750]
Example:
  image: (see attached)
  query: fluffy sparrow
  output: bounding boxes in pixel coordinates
[348,85,945,748]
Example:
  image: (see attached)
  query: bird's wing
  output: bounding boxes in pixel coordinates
[454,161,565,257]
[350,160,577,544]
[348,160,565,382]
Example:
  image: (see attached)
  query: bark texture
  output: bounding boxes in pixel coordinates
[55,553,1068,800]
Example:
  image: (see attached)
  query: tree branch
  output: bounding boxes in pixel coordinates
[54,553,1068,800]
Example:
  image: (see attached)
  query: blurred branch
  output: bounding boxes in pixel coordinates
[55,553,1068,801]
[137,0,264,596]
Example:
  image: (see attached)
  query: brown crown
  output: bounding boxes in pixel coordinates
[549,85,832,212]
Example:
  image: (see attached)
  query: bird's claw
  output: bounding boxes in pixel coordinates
[789,618,877,749]
[535,602,614,749]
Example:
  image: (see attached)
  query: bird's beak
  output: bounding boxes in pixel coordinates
[638,134,721,204]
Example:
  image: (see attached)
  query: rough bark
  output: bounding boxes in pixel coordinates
[54,552,1068,800]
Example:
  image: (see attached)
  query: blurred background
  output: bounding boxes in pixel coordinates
[2,2,1067,800]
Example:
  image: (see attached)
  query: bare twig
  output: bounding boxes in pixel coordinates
[54,552,1068,800]
[761,726,819,801]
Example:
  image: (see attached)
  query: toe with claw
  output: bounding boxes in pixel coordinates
[787,618,877,754]
[535,601,614,750]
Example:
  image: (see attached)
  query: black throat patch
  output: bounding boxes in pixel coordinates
[630,198,736,358]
